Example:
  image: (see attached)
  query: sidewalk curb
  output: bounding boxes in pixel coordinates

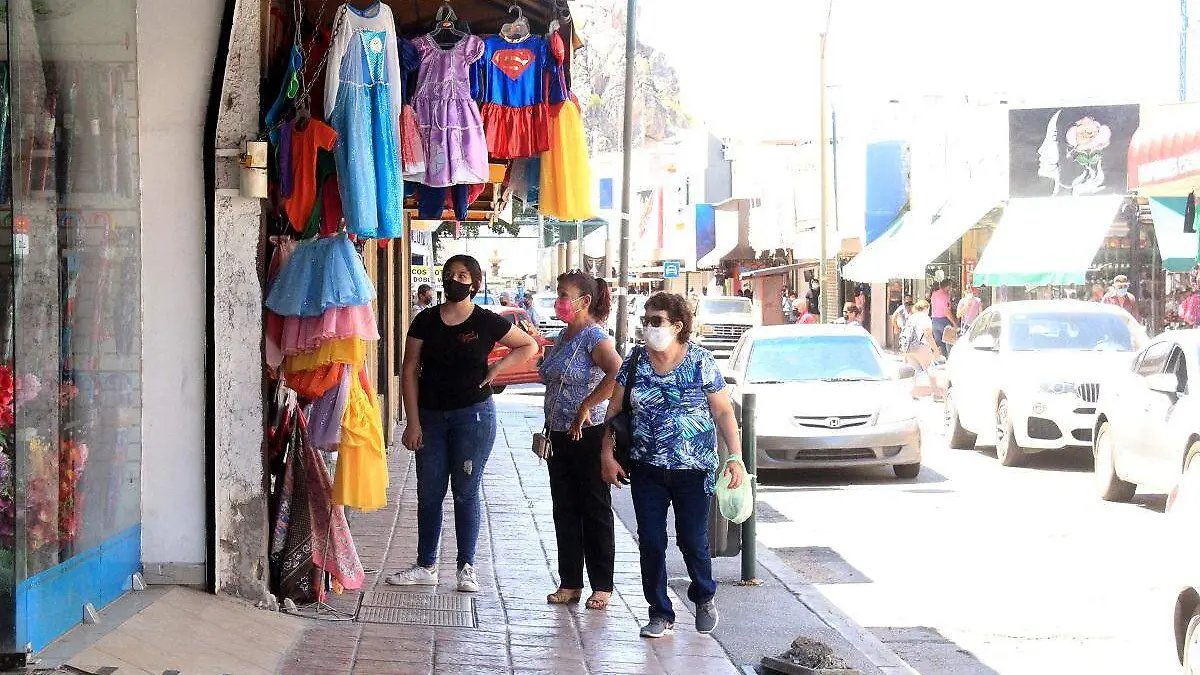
[754,545,921,675]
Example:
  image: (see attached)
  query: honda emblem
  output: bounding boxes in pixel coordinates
[825,417,842,429]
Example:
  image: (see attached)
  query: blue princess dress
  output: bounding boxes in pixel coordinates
[324,1,416,240]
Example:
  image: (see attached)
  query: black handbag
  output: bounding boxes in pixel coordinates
[607,347,641,481]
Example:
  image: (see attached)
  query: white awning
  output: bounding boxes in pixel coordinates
[842,196,998,283]
[972,196,1124,287]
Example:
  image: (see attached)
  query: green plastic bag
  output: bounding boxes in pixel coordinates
[715,458,755,524]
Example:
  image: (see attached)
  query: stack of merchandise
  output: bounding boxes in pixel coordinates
[265,231,389,513]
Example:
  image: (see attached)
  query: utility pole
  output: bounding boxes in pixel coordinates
[818,0,835,323]
[615,0,637,353]
[1182,0,1190,102]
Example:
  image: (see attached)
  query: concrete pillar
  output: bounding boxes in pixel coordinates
[211,0,269,601]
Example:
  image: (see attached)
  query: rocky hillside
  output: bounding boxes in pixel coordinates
[569,0,691,153]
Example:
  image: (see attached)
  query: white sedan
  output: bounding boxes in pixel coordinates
[1093,329,1200,502]
[723,324,921,479]
[945,300,1145,466]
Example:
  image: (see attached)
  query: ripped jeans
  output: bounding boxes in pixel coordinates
[415,399,498,568]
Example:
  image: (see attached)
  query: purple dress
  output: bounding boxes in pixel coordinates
[411,34,489,187]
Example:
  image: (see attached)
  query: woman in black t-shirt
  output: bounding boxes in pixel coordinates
[387,254,538,593]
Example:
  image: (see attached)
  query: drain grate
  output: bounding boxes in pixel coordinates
[356,591,477,627]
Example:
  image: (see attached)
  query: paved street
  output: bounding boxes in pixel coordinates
[754,398,1185,675]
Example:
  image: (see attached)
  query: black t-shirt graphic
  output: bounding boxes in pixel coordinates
[409,305,513,411]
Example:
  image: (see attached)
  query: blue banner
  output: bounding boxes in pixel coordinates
[865,141,909,244]
[695,203,716,261]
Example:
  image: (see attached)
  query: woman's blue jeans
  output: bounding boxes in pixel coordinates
[630,460,717,623]
[415,399,497,568]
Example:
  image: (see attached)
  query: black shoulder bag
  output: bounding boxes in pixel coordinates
[606,347,641,481]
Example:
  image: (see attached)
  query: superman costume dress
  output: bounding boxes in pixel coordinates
[473,34,565,159]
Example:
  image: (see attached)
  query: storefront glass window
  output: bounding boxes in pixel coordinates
[1,0,141,653]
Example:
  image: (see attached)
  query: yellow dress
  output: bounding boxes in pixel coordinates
[284,337,367,374]
[332,366,388,511]
[539,99,592,221]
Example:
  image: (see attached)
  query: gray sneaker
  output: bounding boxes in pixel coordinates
[640,616,675,638]
[695,601,719,634]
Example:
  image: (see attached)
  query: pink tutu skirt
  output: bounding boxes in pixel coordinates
[281,304,379,355]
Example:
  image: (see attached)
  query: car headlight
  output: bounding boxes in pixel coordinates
[699,324,713,335]
[1037,381,1077,395]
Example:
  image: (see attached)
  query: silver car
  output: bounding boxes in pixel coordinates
[722,324,922,479]
[1093,329,1200,502]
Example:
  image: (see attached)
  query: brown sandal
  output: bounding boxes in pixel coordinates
[547,588,583,604]
[585,591,612,610]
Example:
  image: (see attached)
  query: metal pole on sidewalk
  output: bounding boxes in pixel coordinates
[740,392,758,584]
[615,0,637,354]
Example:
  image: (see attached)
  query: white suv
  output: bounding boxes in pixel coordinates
[944,300,1146,467]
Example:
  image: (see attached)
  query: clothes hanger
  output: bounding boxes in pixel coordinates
[430,2,467,47]
[500,4,531,41]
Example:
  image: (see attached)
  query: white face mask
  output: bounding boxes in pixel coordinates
[643,326,677,352]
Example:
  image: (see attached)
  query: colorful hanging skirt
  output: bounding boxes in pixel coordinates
[539,99,592,220]
[333,367,388,511]
[281,304,379,355]
[481,102,551,160]
[265,233,375,317]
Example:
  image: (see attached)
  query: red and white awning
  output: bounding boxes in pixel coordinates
[1128,104,1200,197]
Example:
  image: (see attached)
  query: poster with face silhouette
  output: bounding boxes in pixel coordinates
[1009,105,1140,198]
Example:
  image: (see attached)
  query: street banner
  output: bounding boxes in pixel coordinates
[1009,104,1140,198]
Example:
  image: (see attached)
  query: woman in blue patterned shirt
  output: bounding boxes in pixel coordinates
[601,292,744,639]
[539,270,624,610]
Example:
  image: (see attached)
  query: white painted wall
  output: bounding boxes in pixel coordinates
[136,0,220,571]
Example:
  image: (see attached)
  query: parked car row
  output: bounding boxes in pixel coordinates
[932,299,1200,671]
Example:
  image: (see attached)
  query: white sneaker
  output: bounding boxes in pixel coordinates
[456,564,480,593]
[385,565,439,586]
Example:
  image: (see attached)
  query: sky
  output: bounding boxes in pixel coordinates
[636,0,1191,138]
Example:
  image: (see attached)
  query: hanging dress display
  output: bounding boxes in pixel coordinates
[539,33,593,220]
[474,34,563,159]
[282,119,338,232]
[324,1,412,240]
[410,34,489,187]
[265,233,375,318]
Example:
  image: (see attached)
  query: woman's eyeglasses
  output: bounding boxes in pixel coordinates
[640,316,674,327]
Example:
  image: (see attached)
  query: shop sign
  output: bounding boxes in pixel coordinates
[412,264,443,279]
[1009,104,1140,198]
[1127,102,1200,197]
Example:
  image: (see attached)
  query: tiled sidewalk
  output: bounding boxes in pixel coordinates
[280,401,743,675]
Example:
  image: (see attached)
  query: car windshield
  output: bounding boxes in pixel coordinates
[746,335,886,383]
[534,296,556,312]
[1008,312,1137,352]
[699,298,752,315]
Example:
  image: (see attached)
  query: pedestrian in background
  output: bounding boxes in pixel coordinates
[413,283,434,315]
[844,303,863,326]
[782,290,795,324]
[929,280,958,356]
[902,299,945,400]
[891,295,913,346]
[957,285,982,331]
[1102,274,1139,320]
[540,270,622,611]
[390,255,539,593]
[797,298,818,324]
[521,290,540,324]
[600,293,745,639]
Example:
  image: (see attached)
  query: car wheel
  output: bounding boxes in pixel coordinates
[490,385,507,395]
[893,463,921,479]
[945,390,977,450]
[1093,421,1135,502]
[994,398,1026,467]
[1184,611,1200,674]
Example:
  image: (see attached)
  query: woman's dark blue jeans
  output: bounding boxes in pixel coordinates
[415,399,497,568]
[630,460,717,624]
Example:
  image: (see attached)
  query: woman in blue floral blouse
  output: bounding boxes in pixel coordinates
[601,292,744,639]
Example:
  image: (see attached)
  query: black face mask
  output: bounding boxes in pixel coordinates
[443,278,473,303]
